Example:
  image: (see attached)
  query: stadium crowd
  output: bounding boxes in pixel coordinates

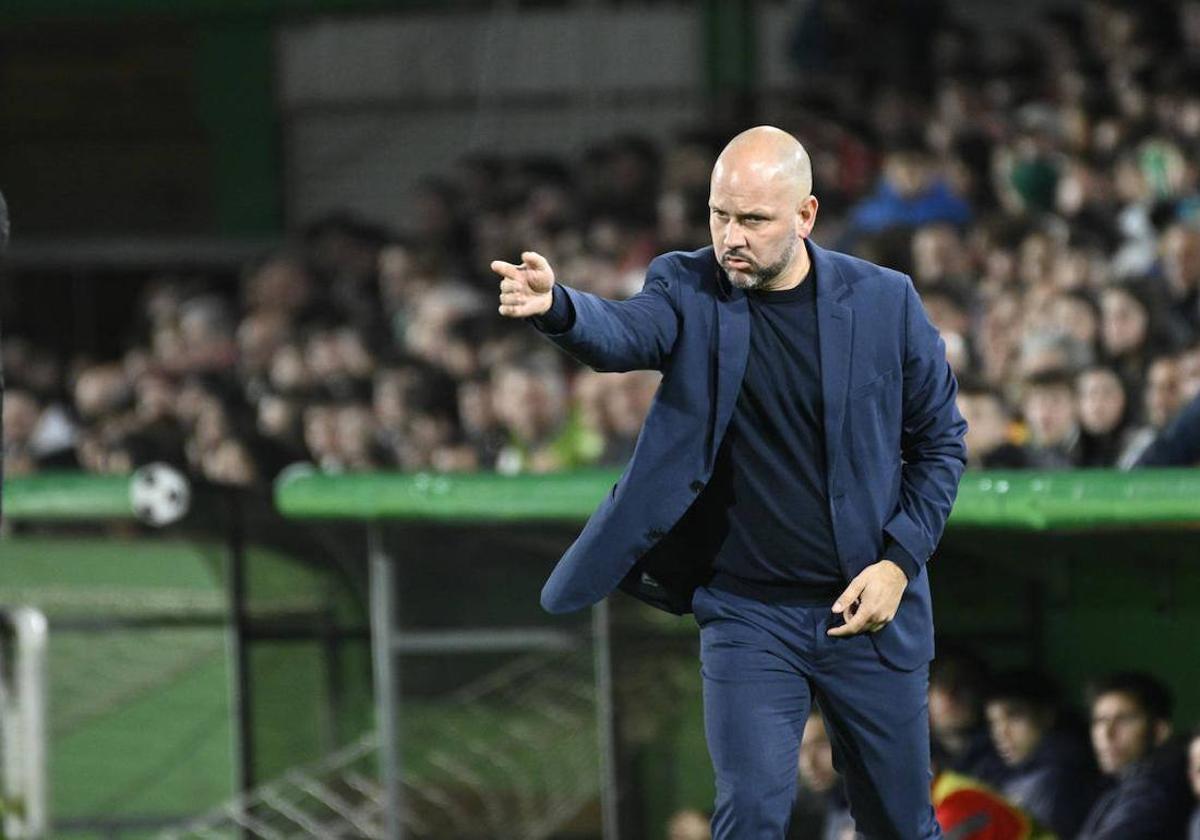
[6,1,1200,485]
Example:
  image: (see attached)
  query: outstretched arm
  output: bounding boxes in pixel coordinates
[491,250,679,373]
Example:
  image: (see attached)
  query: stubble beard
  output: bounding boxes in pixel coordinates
[723,237,798,290]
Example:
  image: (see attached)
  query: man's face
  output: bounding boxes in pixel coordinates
[1024,384,1077,447]
[1091,691,1162,775]
[1101,288,1148,356]
[1051,295,1098,345]
[1077,370,1125,434]
[1161,225,1200,292]
[958,394,1007,461]
[709,169,811,290]
[986,700,1047,767]
[928,685,976,739]
[912,225,962,284]
[798,714,838,794]
[1178,347,1200,402]
[1145,358,1181,429]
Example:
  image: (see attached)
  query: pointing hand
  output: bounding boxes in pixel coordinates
[490,251,556,318]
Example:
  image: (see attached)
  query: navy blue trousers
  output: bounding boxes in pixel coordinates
[693,584,942,840]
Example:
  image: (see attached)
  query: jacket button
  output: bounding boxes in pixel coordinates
[689,480,704,493]
[647,528,666,540]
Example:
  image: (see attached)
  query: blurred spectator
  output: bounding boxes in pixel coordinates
[1156,222,1200,345]
[1077,671,1193,839]
[791,706,854,840]
[984,671,1098,838]
[1134,389,1200,467]
[1019,369,1081,468]
[842,142,972,248]
[3,389,44,476]
[491,365,573,474]
[1100,283,1164,403]
[911,223,972,293]
[666,808,711,840]
[1117,354,1184,466]
[956,382,1026,468]
[455,375,507,470]
[929,647,1006,786]
[1178,340,1200,402]
[1076,366,1131,466]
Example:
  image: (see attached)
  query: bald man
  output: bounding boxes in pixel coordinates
[492,127,965,838]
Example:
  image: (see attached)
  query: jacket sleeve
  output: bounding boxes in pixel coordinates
[1076,774,1188,840]
[528,254,680,373]
[881,276,967,580]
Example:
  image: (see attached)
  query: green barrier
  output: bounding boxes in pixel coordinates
[274,467,1200,529]
[274,467,626,522]
[4,473,135,521]
[7,468,1199,527]
[946,468,1200,529]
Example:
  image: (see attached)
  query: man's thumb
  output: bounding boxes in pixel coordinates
[522,251,549,271]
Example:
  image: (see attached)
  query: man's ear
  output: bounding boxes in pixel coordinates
[797,194,819,239]
[1153,719,1172,747]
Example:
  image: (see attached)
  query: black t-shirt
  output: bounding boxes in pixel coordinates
[691,266,844,602]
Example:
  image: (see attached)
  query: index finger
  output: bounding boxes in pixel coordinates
[827,610,869,637]
[489,260,522,280]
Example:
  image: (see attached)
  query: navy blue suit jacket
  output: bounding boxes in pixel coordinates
[531,240,966,669]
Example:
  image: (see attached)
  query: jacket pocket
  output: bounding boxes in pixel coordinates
[850,366,900,398]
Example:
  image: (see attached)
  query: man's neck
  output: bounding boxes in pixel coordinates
[762,243,812,292]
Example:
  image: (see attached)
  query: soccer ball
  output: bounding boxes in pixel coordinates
[130,463,191,526]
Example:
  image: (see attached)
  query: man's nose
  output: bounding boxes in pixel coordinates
[723,222,747,249]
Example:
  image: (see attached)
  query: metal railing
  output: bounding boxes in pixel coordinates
[0,607,49,839]
[160,648,601,839]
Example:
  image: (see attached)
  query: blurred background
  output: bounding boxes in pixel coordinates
[2,0,1200,838]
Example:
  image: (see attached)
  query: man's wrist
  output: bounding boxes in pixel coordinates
[880,538,921,582]
[529,284,573,332]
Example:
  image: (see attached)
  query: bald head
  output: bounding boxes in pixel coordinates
[708,126,819,291]
[712,126,812,205]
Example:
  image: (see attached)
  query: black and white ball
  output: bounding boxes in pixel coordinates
[130,463,191,526]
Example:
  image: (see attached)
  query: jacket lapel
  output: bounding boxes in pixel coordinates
[712,258,750,468]
[811,240,854,486]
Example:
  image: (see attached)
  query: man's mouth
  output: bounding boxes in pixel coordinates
[724,255,752,270]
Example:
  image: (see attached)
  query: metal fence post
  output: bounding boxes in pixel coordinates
[592,599,618,840]
[225,489,256,805]
[369,524,403,840]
